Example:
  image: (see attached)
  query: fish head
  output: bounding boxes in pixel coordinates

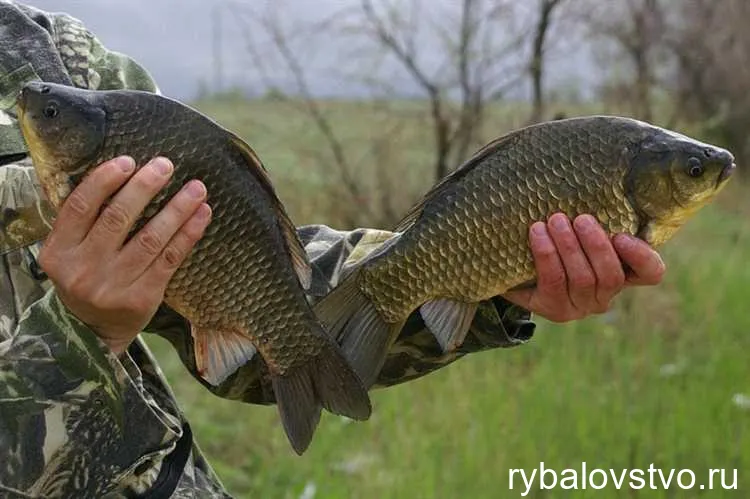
[16,81,106,208]
[625,126,736,246]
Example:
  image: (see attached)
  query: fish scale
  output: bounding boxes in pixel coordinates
[367,135,637,320]
[17,81,371,456]
[313,115,736,390]
[97,99,318,363]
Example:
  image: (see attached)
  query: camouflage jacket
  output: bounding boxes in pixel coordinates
[0,2,535,497]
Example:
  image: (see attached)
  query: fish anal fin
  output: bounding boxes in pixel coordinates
[420,299,478,353]
[192,325,257,386]
[339,305,403,390]
[228,134,312,289]
[312,341,372,420]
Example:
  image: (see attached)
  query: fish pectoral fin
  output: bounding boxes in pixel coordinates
[192,326,257,386]
[507,278,537,292]
[420,299,478,353]
[228,134,312,290]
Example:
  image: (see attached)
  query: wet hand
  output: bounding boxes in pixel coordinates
[502,213,666,323]
[38,156,212,355]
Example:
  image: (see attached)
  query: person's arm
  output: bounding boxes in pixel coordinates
[1,4,228,496]
[0,156,213,496]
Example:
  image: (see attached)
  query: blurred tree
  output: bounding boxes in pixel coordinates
[528,0,566,124]
[351,0,528,182]
[665,0,750,172]
[229,0,536,227]
[577,0,666,121]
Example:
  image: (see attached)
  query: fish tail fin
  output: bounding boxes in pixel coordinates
[272,329,372,455]
[271,368,321,456]
[313,270,405,389]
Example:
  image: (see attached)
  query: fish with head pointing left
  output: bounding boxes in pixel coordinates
[16,80,372,456]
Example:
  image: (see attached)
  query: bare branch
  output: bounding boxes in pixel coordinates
[231,2,377,223]
[529,0,566,123]
[360,0,439,97]
[576,0,666,120]
[231,0,530,224]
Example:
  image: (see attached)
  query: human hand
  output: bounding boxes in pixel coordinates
[502,213,665,323]
[38,156,212,355]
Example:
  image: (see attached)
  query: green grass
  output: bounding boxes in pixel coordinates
[143,97,749,498]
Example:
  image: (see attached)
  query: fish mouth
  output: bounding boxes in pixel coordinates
[15,91,26,119]
[15,85,31,114]
[16,81,50,115]
[717,162,736,186]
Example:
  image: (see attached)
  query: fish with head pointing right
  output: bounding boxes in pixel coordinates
[313,115,737,389]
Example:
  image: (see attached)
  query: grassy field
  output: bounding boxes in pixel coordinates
[144,97,748,498]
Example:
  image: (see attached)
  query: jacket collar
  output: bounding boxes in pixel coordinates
[0,62,40,164]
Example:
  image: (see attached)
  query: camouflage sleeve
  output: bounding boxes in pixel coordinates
[1,4,231,497]
[1,290,178,497]
[11,1,158,94]
[0,163,231,497]
[0,1,158,170]
[151,225,536,404]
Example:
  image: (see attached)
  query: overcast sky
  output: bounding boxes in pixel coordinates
[25,0,599,101]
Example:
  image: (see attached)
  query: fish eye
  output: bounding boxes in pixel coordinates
[43,101,59,119]
[687,157,704,178]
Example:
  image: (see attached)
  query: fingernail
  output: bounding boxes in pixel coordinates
[186,180,206,199]
[655,252,665,269]
[531,222,547,237]
[151,157,173,176]
[196,203,212,220]
[550,214,569,231]
[616,233,636,250]
[116,156,135,173]
[574,215,595,233]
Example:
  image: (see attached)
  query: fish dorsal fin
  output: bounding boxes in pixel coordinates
[393,132,520,233]
[228,134,312,289]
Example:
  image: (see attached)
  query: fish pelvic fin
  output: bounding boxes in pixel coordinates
[420,299,478,353]
[192,325,257,386]
[273,327,372,455]
[313,270,405,389]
